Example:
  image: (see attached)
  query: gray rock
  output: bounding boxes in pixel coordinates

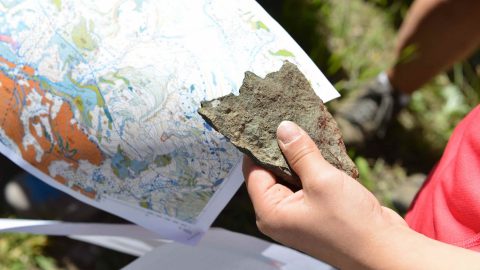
[198,61,358,185]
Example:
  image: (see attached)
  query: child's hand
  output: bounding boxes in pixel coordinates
[243,121,407,269]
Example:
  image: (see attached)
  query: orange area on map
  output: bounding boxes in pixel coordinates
[0,56,103,198]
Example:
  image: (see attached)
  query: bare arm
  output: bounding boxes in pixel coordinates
[389,0,480,93]
[243,121,480,269]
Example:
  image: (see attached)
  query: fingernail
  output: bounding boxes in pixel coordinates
[277,121,301,144]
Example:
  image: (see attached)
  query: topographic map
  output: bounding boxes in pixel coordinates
[0,0,339,243]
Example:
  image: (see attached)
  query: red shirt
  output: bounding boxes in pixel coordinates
[406,105,480,251]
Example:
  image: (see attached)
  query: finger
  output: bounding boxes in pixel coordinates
[242,156,293,216]
[276,121,336,189]
[243,156,277,204]
[242,155,260,183]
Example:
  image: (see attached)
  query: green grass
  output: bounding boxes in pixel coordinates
[0,234,59,270]
[325,0,396,87]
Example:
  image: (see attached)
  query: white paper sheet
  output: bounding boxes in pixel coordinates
[0,219,335,269]
[124,228,335,270]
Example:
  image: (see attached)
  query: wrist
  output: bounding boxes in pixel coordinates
[336,209,413,270]
[345,218,480,270]
[358,223,415,270]
[304,207,409,270]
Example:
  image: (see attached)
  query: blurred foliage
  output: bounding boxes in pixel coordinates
[365,0,413,27]
[355,156,406,208]
[324,0,396,91]
[0,234,59,270]
[257,0,347,82]
[355,156,376,192]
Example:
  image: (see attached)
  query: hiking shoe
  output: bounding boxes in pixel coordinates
[335,73,410,146]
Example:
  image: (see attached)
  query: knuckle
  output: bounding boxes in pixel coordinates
[310,166,345,193]
[321,167,345,184]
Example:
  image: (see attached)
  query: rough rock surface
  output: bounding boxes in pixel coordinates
[198,61,358,185]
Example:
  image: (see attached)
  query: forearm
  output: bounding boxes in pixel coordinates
[338,218,480,270]
[389,0,480,93]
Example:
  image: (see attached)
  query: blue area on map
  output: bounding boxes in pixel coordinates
[143,176,178,190]
[211,72,216,86]
[213,178,223,186]
[0,132,15,150]
[0,43,18,63]
[92,168,107,183]
[117,117,132,136]
[111,147,149,179]
[203,122,212,131]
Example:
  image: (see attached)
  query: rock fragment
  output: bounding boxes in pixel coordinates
[198,61,358,185]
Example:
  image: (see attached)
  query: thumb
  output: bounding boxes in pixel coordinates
[277,121,337,189]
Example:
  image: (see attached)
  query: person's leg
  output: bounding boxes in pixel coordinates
[389,0,480,94]
[337,0,480,145]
